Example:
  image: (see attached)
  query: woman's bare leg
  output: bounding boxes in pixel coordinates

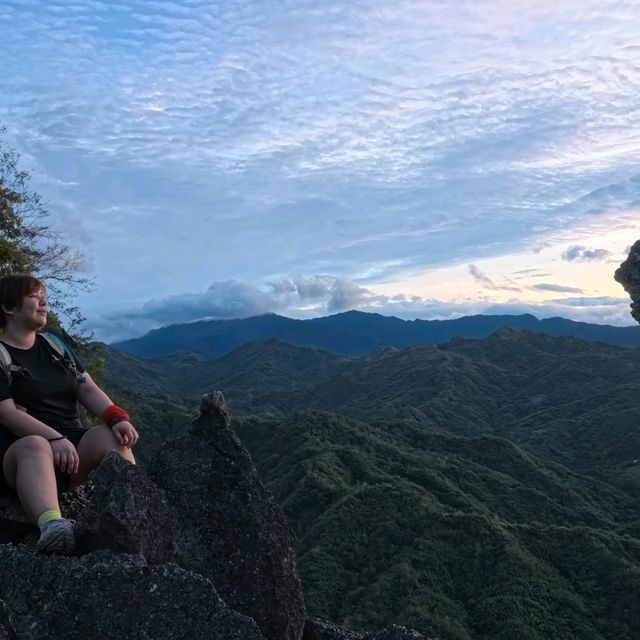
[3,435,59,522]
[71,425,135,489]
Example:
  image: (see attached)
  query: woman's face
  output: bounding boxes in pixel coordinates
[15,287,48,329]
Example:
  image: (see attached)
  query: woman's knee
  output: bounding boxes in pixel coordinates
[9,435,53,460]
[3,435,54,487]
[78,425,115,451]
[77,426,134,463]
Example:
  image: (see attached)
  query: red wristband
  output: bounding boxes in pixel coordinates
[102,405,131,428]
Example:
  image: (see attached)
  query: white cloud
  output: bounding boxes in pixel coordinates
[531,283,584,294]
[468,264,521,292]
[562,246,612,262]
[468,264,497,288]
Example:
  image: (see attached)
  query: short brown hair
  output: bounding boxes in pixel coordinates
[0,274,45,329]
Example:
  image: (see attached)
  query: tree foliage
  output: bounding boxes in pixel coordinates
[0,128,92,334]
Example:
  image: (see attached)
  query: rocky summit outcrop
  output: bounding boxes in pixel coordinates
[149,391,306,640]
[615,239,640,323]
[0,392,304,640]
[0,392,428,640]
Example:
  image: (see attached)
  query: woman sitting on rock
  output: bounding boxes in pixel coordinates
[0,273,139,554]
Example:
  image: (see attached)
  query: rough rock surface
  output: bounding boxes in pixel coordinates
[149,391,306,640]
[74,451,178,563]
[615,239,640,323]
[0,548,265,640]
[0,599,14,640]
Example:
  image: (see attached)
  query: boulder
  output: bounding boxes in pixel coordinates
[74,451,178,563]
[615,239,640,323]
[149,391,306,640]
[0,548,265,640]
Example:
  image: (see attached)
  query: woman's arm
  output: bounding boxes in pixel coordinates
[0,398,80,474]
[76,373,139,448]
[0,398,64,440]
[75,372,114,417]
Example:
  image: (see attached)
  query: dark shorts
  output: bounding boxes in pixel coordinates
[0,428,87,494]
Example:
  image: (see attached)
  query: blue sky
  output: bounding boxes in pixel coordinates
[1,0,639,341]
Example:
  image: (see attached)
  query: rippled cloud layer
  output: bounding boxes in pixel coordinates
[1,0,639,338]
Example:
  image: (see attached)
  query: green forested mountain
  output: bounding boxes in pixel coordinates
[102,330,640,639]
[235,412,640,640]
[104,337,341,401]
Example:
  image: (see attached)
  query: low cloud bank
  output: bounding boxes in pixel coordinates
[92,276,384,342]
[88,276,636,343]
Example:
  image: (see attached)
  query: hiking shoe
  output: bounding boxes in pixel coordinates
[36,518,75,555]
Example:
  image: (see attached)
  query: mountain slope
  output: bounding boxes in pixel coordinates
[235,411,640,640]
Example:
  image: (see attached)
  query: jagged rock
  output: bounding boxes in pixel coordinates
[615,239,640,323]
[74,451,178,563]
[149,391,306,640]
[58,482,92,520]
[0,599,14,640]
[303,617,363,639]
[0,548,265,640]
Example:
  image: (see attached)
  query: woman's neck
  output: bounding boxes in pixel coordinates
[0,323,38,349]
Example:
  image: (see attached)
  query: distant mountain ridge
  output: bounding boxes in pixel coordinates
[112,310,640,357]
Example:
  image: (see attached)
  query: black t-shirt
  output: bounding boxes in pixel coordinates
[0,334,86,435]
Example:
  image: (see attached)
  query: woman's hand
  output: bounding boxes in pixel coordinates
[111,421,139,448]
[50,438,79,475]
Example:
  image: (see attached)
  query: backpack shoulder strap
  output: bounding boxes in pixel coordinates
[0,341,28,387]
[39,332,85,383]
[40,332,73,362]
[0,342,13,385]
